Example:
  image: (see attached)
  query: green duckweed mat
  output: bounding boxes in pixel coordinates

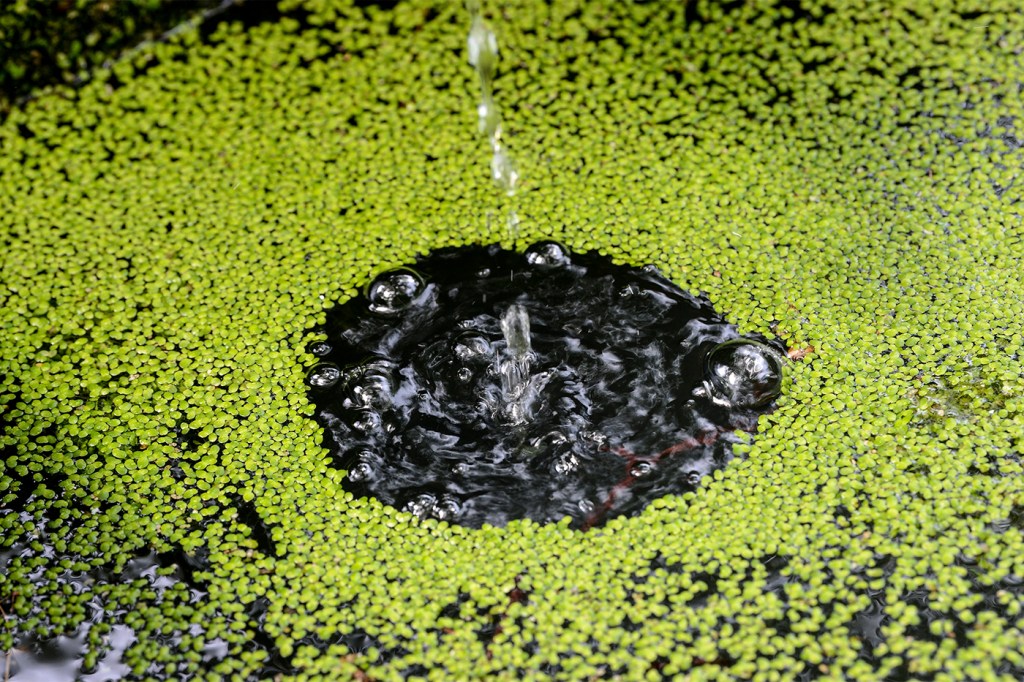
[2,0,1023,679]
[0,0,225,115]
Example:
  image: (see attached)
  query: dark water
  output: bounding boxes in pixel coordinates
[307,243,785,528]
[0,519,218,682]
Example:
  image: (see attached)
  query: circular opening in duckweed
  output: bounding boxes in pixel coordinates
[306,243,786,529]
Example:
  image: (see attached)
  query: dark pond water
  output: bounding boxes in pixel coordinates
[307,243,785,528]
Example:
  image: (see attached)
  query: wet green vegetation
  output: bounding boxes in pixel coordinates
[1,0,1023,679]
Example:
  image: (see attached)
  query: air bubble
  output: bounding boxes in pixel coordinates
[307,341,332,357]
[367,269,425,315]
[525,241,570,267]
[405,493,437,519]
[630,461,654,477]
[578,499,595,514]
[348,461,374,482]
[685,471,702,486]
[456,367,473,383]
[432,496,462,521]
[307,364,341,388]
[703,339,784,408]
[349,361,396,409]
[351,410,382,434]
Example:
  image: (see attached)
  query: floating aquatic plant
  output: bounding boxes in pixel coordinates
[1,0,1023,679]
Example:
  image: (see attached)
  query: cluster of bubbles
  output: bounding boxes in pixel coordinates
[305,243,784,529]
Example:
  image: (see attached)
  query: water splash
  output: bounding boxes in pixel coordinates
[307,244,788,529]
[501,303,531,355]
[466,0,518,195]
[496,304,545,425]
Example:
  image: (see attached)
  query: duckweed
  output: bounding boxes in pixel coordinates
[2,0,1023,679]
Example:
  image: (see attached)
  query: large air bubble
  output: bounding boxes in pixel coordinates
[306,244,787,529]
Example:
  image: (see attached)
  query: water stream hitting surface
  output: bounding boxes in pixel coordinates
[307,243,785,529]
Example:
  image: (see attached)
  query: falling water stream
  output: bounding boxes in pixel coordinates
[466,0,518,195]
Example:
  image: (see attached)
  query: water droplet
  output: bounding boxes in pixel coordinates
[507,210,521,239]
[704,340,783,407]
[467,17,498,72]
[307,341,332,357]
[477,101,501,138]
[495,305,544,426]
[491,150,519,194]
[578,499,595,514]
[630,461,653,477]
[367,269,425,315]
[405,493,436,519]
[525,241,570,267]
[307,364,341,388]
[619,284,640,298]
